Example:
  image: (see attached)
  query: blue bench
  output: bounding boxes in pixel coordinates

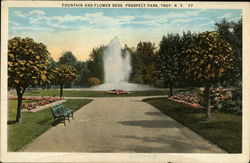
[50,103,74,125]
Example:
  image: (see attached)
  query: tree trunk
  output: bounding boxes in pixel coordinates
[60,84,63,97]
[205,82,211,120]
[15,89,23,124]
[169,84,173,97]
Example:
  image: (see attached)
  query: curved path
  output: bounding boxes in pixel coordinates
[22,96,225,153]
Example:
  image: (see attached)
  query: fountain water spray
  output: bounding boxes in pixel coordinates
[91,37,157,91]
[103,37,131,83]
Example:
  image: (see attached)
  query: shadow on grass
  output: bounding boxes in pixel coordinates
[36,118,53,125]
[144,111,165,117]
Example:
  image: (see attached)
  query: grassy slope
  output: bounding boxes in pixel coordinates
[143,97,242,153]
[8,99,92,151]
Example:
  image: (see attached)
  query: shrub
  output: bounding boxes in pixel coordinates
[87,77,101,87]
[221,88,242,114]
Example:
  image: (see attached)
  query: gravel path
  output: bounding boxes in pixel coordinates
[22,96,225,153]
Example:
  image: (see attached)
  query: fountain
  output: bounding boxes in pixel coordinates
[91,37,157,91]
[103,36,131,83]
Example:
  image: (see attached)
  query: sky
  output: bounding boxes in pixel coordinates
[9,8,242,61]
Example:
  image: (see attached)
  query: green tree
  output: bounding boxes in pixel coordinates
[59,51,83,88]
[74,61,91,87]
[8,37,50,124]
[58,51,77,67]
[136,42,157,85]
[42,57,57,89]
[122,45,142,83]
[48,57,57,68]
[179,31,199,87]
[52,64,78,97]
[181,31,233,120]
[215,18,242,86]
[87,45,105,83]
[157,34,182,96]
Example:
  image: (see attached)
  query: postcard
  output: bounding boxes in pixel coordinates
[1,1,250,163]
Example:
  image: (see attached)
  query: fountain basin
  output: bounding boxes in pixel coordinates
[90,82,160,91]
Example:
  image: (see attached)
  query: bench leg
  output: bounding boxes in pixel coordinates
[67,115,70,123]
[63,118,66,126]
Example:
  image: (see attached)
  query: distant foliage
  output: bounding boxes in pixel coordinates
[58,51,77,67]
[136,41,157,85]
[48,57,57,68]
[87,77,101,86]
[87,46,106,83]
[74,61,91,87]
[128,45,144,84]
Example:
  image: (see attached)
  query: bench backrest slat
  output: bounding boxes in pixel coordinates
[50,103,65,117]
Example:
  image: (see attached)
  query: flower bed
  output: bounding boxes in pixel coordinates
[22,103,37,110]
[198,87,232,110]
[36,97,64,106]
[106,89,129,95]
[169,93,202,109]
[8,96,64,111]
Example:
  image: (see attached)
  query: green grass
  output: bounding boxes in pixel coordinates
[24,89,169,97]
[8,100,35,122]
[8,99,92,151]
[143,97,242,153]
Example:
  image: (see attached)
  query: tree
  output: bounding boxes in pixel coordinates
[48,57,57,68]
[8,37,50,124]
[122,45,142,83]
[52,64,78,97]
[136,42,157,85]
[179,31,199,88]
[74,61,91,87]
[58,51,77,67]
[41,57,57,89]
[215,18,242,87]
[181,31,233,120]
[58,51,78,88]
[157,34,182,96]
[87,46,105,83]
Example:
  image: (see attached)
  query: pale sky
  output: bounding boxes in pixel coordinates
[9,8,241,61]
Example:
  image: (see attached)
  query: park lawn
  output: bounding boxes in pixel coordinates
[143,97,242,153]
[24,89,169,97]
[8,99,92,152]
[8,100,35,122]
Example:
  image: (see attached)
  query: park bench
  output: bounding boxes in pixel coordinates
[50,103,74,125]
